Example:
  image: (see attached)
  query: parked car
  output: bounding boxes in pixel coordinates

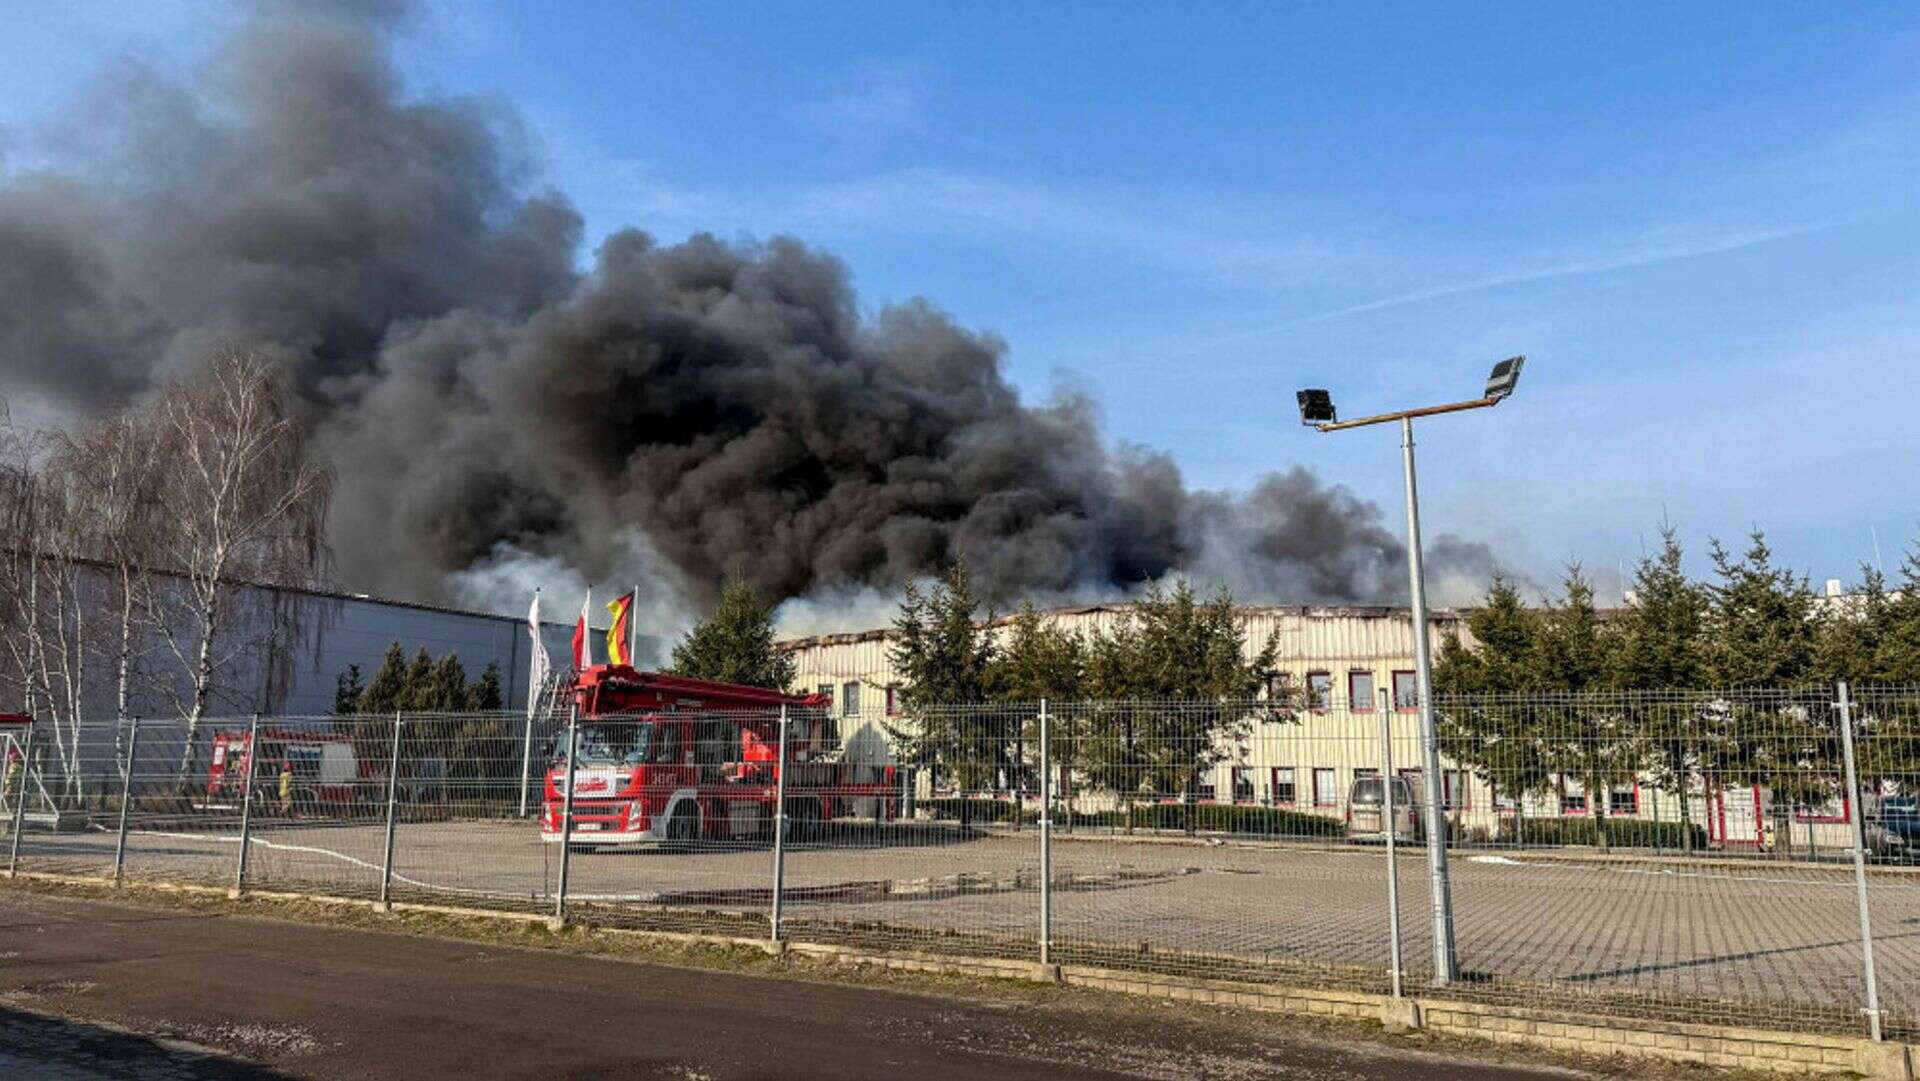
[1346,775,1420,842]
[1867,796,1919,861]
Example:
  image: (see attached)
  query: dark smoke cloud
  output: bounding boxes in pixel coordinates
[0,2,1502,617]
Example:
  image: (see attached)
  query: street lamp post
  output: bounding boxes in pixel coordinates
[1297,356,1524,987]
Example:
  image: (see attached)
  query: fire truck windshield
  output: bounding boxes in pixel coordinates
[568,722,659,766]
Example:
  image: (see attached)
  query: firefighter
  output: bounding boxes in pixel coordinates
[278,758,295,817]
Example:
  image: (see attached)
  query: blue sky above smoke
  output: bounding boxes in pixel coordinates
[2,1,1916,600]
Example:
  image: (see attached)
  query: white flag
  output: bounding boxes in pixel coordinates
[527,590,551,719]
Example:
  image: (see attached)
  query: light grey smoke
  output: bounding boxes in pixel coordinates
[0,1,1501,614]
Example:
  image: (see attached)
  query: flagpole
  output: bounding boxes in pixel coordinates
[520,588,544,818]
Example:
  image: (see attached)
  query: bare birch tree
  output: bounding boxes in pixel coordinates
[61,409,168,728]
[146,351,332,777]
[0,405,50,724]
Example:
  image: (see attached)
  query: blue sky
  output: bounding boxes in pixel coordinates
[3,2,1917,600]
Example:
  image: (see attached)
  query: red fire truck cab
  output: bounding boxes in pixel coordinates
[542,665,898,847]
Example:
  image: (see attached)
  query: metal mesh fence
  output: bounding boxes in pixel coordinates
[4,684,1914,1041]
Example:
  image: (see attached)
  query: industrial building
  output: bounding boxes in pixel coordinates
[777,603,1859,850]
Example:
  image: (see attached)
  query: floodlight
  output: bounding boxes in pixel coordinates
[1296,388,1336,426]
[1483,356,1525,400]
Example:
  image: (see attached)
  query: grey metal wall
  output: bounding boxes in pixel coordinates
[284,598,666,716]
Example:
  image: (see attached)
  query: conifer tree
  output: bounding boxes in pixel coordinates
[670,575,795,690]
[332,663,364,716]
[1611,527,1709,847]
[426,653,468,712]
[357,643,409,716]
[887,562,998,789]
[465,661,504,711]
[399,648,437,713]
[1699,532,1826,855]
[1076,581,1276,816]
[986,602,1086,703]
[1530,566,1629,846]
[1432,575,1549,829]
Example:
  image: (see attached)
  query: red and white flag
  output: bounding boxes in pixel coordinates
[571,587,592,669]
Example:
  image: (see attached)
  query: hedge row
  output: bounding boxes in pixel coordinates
[912,798,1346,836]
[1070,803,1346,836]
[914,797,1025,823]
[1498,815,1708,850]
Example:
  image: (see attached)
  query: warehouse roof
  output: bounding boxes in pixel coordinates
[774,601,1468,652]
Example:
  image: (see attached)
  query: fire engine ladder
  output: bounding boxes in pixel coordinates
[535,665,575,723]
[514,666,574,817]
[0,729,60,831]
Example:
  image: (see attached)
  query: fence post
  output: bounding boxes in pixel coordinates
[551,706,578,930]
[1039,699,1053,967]
[1836,681,1883,1042]
[112,717,141,886]
[379,712,403,910]
[229,713,261,899]
[517,710,536,818]
[770,704,789,944]
[1380,688,1403,999]
[6,721,35,877]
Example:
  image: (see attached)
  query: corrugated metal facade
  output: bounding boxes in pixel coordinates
[285,597,665,716]
[777,604,1475,699]
[775,605,1560,836]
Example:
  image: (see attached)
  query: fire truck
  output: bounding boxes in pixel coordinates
[206,726,370,814]
[542,664,899,848]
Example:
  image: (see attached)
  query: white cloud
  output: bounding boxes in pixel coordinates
[793,61,926,134]
[1300,222,1829,324]
[792,166,1342,288]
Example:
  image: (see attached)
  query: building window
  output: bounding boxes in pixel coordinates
[1349,670,1376,712]
[1392,671,1419,711]
[1193,772,1217,802]
[1794,795,1851,824]
[1312,767,1337,807]
[815,683,833,706]
[1306,672,1333,712]
[1231,767,1255,804]
[1264,671,1292,703]
[1559,779,1588,815]
[1445,770,1470,811]
[1607,785,1638,816]
[841,681,861,717]
[885,685,900,716]
[1270,767,1296,806]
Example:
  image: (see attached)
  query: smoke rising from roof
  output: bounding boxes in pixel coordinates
[0,2,1502,627]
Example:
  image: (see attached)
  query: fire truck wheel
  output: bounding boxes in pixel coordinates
[664,804,698,849]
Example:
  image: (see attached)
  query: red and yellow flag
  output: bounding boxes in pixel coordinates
[605,592,633,667]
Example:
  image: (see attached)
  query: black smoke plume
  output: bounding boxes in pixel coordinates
[0,2,1500,621]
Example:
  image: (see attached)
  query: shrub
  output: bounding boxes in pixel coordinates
[915,797,1023,823]
[1069,803,1344,837]
[1498,815,1706,850]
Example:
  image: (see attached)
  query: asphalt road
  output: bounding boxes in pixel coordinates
[14,817,1918,1034]
[0,890,1579,1080]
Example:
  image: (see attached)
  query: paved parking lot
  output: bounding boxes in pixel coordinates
[12,818,1916,1035]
